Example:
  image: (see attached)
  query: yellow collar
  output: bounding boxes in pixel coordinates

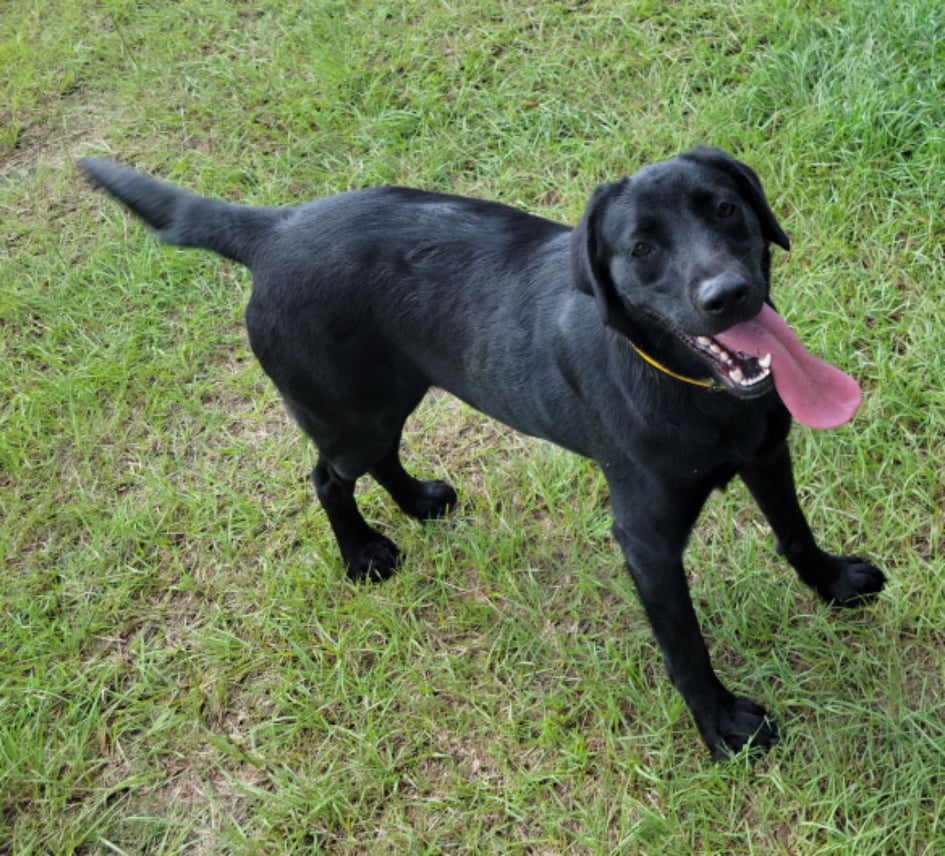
[628,340,726,391]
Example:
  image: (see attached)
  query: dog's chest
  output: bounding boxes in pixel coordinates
[664,401,778,469]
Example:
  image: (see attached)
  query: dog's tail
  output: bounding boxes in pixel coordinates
[79,158,281,268]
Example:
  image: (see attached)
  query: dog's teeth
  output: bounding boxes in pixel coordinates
[759,353,772,369]
[709,343,722,354]
[697,336,712,346]
[730,367,744,383]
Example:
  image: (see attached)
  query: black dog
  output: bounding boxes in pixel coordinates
[80,148,885,759]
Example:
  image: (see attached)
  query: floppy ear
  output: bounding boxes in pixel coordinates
[570,178,637,336]
[681,147,791,251]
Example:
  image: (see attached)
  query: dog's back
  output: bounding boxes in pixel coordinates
[244,185,583,444]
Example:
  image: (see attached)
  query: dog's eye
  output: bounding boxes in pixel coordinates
[716,202,736,218]
[631,242,653,258]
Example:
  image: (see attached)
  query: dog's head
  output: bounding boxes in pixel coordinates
[571,147,791,397]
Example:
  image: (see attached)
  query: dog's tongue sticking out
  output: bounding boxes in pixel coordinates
[715,304,861,429]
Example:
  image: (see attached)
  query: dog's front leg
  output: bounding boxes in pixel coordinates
[739,441,886,607]
[610,496,779,759]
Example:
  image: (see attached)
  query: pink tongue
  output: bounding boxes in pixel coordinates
[715,304,861,429]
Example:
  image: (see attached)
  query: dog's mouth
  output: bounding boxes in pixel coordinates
[681,304,862,429]
[681,331,773,396]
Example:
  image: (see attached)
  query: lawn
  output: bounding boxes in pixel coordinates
[1,0,943,853]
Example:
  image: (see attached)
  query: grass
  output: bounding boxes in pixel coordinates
[1,0,943,852]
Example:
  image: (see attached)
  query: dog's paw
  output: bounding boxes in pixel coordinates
[705,696,780,761]
[344,535,402,583]
[816,555,886,608]
[401,479,458,521]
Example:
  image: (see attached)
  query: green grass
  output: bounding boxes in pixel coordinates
[1,0,943,852]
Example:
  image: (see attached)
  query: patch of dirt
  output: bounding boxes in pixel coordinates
[402,391,541,493]
[0,77,116,179]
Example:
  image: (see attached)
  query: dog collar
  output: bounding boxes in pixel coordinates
[628,340,726,391]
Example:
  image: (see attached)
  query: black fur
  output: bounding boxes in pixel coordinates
[80,149,885,759]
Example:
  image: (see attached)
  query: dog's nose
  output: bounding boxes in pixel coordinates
[695,273,751,318]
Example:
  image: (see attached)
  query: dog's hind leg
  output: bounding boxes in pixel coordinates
[310,456,401,583]
[370,436,457,521]
[283,395,405,582]
[283,388,449,580]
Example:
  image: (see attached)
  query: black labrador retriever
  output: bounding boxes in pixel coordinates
[80,148,885,759]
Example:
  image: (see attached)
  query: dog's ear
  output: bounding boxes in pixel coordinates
[571,178,635,333]
[682,147,791,251]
